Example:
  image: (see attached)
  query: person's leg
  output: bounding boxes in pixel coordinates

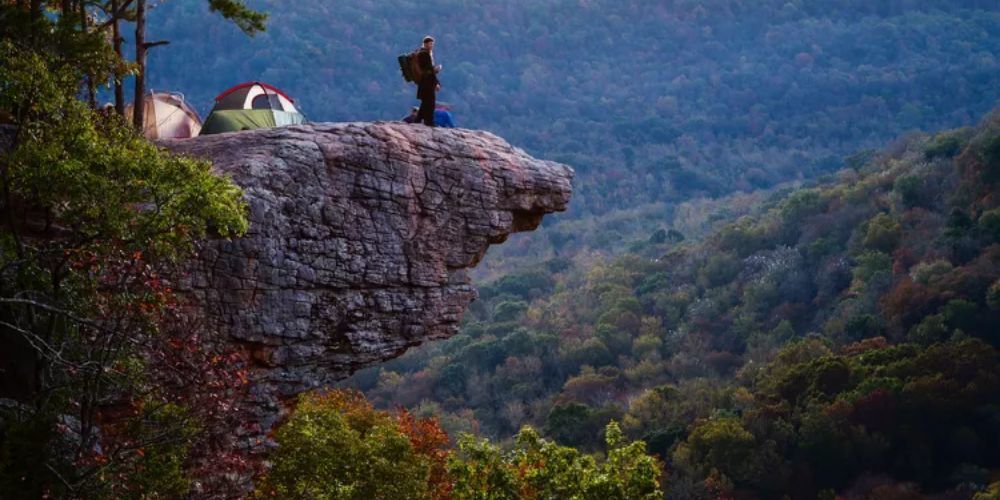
[419,95,436,127]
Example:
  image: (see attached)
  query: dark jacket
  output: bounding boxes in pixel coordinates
[416,48,439,100]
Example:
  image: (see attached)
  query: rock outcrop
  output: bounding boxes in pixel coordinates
[161,122,572,439]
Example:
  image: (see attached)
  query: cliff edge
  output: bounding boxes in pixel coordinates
[161,121,573,437]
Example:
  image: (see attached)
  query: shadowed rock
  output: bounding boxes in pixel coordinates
[161,121,572,438]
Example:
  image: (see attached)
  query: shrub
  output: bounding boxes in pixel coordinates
[449,422,662,500]
[255,391,445,499]
[908,314,949,345]
[980,135,1000,184]
[909,259,953,285]
[893,175,927,208]
[492,300,528,322]
[978,208,1000,243]
[698,252,742,289]
[862,213,902,253]
[923,134,963,159]
[852,251,892,285]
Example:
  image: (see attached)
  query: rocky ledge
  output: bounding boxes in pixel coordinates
[161,122,572,436]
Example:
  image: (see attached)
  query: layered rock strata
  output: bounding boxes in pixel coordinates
[161,122,572,437]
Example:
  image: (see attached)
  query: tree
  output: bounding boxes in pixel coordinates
[448,422,662,500]
[0,39,248,497]
[862,213,902,253]
[133,0,267,128]
[680,416,757,484]
[255,390,438,499]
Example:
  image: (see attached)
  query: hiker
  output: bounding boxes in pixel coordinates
[402,106,420,123]
[416,36,442,127]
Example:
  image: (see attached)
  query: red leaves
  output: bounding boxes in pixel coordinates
[394,407,454,498]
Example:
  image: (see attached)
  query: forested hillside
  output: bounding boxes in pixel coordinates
[6,1,1000,497]
[344,109,1000,498]
[145,0,1000,216]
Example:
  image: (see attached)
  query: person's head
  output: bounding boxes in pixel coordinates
[410,106,419,116]
[422,36,435,50]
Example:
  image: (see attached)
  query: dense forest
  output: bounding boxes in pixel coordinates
[344,111,1000,497]
[0,2,661,497]
[140,0,1000,280]
[3,0,1000,498]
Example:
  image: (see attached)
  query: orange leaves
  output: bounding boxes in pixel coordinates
[397,408,453,498]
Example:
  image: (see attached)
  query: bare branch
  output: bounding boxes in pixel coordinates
[0,297,105,332]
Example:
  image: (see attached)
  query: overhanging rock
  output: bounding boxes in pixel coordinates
[162,121,572,435]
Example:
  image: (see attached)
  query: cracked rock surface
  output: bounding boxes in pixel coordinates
[161,121,572,437]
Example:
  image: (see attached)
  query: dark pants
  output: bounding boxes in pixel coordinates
[418,94,436,127]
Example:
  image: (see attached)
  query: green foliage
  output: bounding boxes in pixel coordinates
[698,252,742,289]
[1,40,247,259]
[976,482,1000,500]
[923,133,964,159]
[145,1,1000,220]
[862,213,902,253]
[343,94,1000,499]
[909,259,953,285]
[544,403,594,448]
[680,416,759,484]
[119,403,201,498]
[981,134,1000,184]
[844,313,882,340]
[909,314,950,345]
[482,271,555,301]
[560,338,615,373]
[852,251,892,284]
[648,228,667,244]
[979,208,1000,243]
[448,422,662,500]
[206,0,268,34]
[779,190,826,238]
[256,392,432,499]
[0,35,247,498]
[893,174,928,208]
[940,298,978,332]
[718,218,771,256]
[492,300,528,322]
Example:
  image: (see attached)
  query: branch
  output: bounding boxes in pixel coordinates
[143,40,169,49]
[0,297,106,332]
[0,319,78,370]
[96,0,135,30]
[45,463,75,491]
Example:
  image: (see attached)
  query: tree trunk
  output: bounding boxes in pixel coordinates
[112,0,125,115]
[81,1,98,109]
[132,0,146,131]
[28,0,41,41]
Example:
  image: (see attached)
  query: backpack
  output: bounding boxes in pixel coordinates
[397,49,424,84]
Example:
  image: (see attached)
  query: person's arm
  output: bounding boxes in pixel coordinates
[418,51,435,74]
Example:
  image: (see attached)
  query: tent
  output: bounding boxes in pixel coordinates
[200,81,306,135]
[125,91,202,139]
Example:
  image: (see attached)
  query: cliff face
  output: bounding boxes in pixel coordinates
[161,122,572,436]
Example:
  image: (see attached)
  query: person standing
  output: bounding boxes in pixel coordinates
[416,36,442,127]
